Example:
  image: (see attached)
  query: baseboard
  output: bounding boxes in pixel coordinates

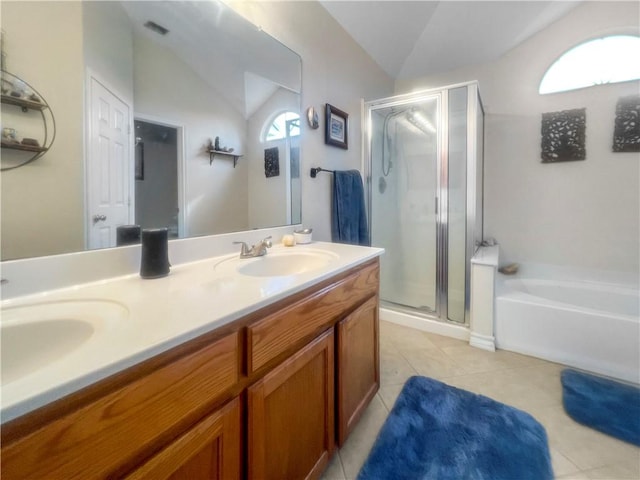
[469,332,496,352]
[380,307,470,341]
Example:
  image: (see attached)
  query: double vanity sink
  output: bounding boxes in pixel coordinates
[0,242,379,422]
[1,240,383,480]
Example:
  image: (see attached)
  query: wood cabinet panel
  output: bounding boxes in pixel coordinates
[1,332,239,479]
[125,397,241,480]
[248,329,335,480]
[248,261,378,373]
[336,295,380,446]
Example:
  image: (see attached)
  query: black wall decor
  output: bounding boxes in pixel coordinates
[264,146,280,177]
[612,95,640,153]
[541,108,586,163]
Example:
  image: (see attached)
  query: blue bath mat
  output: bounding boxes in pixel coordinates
[358,376,553,480]
[561,369,640,446]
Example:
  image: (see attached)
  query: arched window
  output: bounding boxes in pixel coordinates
[539,35,640,94]
[264,111,300,141]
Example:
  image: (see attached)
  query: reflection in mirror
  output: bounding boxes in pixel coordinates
[0,0,302,261]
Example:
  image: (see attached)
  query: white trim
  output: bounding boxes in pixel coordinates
[364,80,480,109]
[133,113,187,238]
[469,332,496,352]
[84,69,134,249]
[380,307,470,341]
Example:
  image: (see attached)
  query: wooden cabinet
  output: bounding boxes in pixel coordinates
[0,331,240,479]
[1,258,379,480]
[125,397,241,480]
[248,329,335,480]
[336,295,380,445]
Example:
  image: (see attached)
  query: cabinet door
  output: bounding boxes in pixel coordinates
[125,397,241,480]
[248,329,335,480]
[337,295,380,445]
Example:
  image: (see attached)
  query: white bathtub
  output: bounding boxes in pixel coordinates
[495,264,640,384]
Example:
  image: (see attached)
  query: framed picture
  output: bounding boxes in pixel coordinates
[325,104,348,149]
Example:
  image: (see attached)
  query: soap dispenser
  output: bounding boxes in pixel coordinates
[140,228,171,279]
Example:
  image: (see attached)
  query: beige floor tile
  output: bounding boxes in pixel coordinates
[443,366,561,412]
[553,424,640,471]
[556,472,592,480]
[379,347,418,387]
[440,344,550,374]
[319,452,346,480]
[526,403,584,445]
[551,447,582,477]
[583,458,640,479]
[338,394,388,480]
[401,346,469,380]
[377,382,405,411]
[323,322,639,480]
[380,321,440,351]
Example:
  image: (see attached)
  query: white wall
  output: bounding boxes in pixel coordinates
[1,2,85,260]
[132,33,249,237]
[228,1,394,241]
[247,88,299,229]
[396,1,640,273]
[82,1,134,102]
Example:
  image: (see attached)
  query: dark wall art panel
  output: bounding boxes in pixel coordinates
[541,108,586,163]
[612,95,640,153]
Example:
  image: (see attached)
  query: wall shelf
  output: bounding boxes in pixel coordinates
[1,94,48,112]
[1,70,56,171]
[208,149,242,167]
[1,141,48,153]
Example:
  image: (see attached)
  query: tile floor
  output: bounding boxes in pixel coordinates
[321,321,640,480]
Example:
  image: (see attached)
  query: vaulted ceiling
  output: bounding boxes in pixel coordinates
[319,1,582,79]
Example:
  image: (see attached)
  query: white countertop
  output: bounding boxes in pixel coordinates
[1,242,383,423]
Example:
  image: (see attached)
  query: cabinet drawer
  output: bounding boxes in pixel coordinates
[248,261,378,373]
[125,397,241,480]
[1,331,240,480]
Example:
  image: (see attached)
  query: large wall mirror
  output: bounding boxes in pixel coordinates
[1,0,302,261]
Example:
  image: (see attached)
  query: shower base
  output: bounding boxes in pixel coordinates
[380,302,470,341]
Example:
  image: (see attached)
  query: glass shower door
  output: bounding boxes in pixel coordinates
[369,96,440,312]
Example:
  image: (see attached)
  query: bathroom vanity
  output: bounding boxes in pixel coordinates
[1,243,381,480]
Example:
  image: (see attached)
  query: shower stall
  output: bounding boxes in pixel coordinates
[365,82,484,330]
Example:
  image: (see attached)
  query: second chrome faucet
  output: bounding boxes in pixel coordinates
[233,236,272,258]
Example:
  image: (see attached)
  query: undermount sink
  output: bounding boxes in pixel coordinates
[1,300,129,385]
[215,249,338,277]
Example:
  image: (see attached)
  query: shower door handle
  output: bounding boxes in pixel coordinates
[435,197,438,215]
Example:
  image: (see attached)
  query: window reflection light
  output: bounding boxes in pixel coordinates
[539,35,640,94]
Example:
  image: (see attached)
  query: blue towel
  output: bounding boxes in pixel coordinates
[332,170,369,245]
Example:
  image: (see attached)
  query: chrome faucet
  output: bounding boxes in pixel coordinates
[233,236,272,258]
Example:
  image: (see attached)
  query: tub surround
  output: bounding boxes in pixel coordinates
[496,263,640,384]
[469,245,499,352]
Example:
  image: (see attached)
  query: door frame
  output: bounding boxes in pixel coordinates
[84,69,135,250]
[133,114,186,239]
[363,81,483,326]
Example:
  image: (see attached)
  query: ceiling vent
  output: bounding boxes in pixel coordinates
[144,21,169,36]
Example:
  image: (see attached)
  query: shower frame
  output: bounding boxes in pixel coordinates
[363,81,484,326]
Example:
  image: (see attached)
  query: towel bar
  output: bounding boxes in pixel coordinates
[310,167,335,178]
